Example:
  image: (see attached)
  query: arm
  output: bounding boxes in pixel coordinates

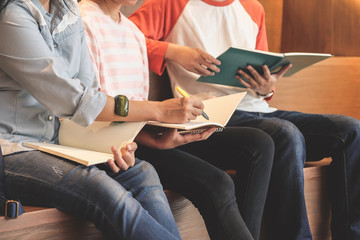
[129,0,219,76]
[0,4,138,169]
[235,0,291,99]
[79,4,207,124]
[0,5,106,126]
[96,96,205,123]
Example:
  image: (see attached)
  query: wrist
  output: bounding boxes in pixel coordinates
[256,90,274,98]
[164,43,178,62]
[148,101,163,122]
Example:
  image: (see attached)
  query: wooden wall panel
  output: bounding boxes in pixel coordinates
[281,0,360,56]
[258,0,283,52]
[281,0,334,54]
[269,57,360,120]
[333,0,360,56]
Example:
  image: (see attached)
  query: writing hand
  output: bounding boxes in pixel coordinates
[158,97,204,123]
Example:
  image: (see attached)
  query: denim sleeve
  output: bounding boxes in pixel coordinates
[0,3,106,127]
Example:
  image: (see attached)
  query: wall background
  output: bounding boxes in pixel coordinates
[259,0,360,56]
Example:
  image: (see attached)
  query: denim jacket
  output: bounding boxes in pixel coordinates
[0,0,107,155]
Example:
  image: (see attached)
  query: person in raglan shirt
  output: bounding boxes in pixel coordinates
[129,0,360,239]
[79,0,277,239]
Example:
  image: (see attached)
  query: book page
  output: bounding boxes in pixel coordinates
[59,120,146,154]
[23,142,113,166]
[147,92,246,130]
[283,53,332,77]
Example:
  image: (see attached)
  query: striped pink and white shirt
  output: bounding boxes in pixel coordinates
[79,0,149,101]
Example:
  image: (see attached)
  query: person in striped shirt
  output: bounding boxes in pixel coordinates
[79,0,276,239]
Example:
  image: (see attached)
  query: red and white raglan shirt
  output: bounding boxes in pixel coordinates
[79,0,149,101]
[130,0,276,113]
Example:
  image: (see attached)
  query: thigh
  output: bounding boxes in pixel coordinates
[265,110,359,160]
[178,126,274,171]
[4,151,180,240]
[228,110,298,137]
[4,150,143,207]
[135,147,231,194]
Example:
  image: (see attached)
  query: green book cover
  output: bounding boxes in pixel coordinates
[197,47,332,88]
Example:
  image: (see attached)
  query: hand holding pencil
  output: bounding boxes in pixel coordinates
[176,86,209,120]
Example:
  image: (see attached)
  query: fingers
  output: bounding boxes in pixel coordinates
[182,127,216,142]
[181,97,204,120]
[236,65,277,94]
[236,68,258,89]
[262,65,271,79]
[121,142,137,167]
[108,144,137,173]
[193,65,217,76]
[200,127,217,140]
[193,48,221,76]
[196,48,221,66]
[155,127,217,149]
[275,63,292,78]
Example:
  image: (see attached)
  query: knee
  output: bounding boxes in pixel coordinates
[335,115,360,141]
[204,170,236,203]
[138,161,162,186]
[242,128,275,157]
[269,120,306,166]
[245,128,275,167]
[271,120,305,148]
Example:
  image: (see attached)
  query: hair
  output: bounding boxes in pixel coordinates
[0,0,14,14]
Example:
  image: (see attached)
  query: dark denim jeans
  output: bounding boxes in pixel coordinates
[4,151,180,240]
[137,127,275,240]
[229,110,360,240]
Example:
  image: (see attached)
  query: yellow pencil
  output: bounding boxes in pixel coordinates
[176,86,209,120]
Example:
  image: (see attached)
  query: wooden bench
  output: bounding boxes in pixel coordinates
[0,191,209,240]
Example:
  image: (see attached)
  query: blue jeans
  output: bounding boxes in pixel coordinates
[229,110,360,240]
[137,127,274,240]
[4,151,181,240]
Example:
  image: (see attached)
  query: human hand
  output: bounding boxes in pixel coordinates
[158,97,205,123]
[236,64,292,96]
[136,128,216,150]
[166,44,221,76]
[107,142,137,173]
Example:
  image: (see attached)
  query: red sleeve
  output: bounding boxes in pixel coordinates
[240,0,268,51]
[129,0,189,75]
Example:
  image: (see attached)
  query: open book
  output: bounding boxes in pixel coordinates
[23,92,245,165]
[197,47,333,88]
[147,92,246,133]
[23,121,146,166]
